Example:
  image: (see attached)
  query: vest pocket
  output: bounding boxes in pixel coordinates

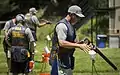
[11,47,28,62]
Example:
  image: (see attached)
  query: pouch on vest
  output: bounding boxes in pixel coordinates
[11,46,28,62]
[49,46,58,66]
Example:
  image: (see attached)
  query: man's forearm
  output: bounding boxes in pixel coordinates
[30,42,35,53]
[59,40,80,49]
[5,37,11,47]
[38,20,51,27]
[4,30,8,37]
[29,41,35,60]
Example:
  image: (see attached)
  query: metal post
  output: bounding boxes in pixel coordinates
[91,59,99,75]
[91,16,93,43]
[0,23,1,43]
[0,28,1,44]
[95,15,98,46]
[92,60,94,75]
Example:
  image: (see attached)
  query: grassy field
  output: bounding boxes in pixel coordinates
[0,25,120,75]
[0,40,120,75]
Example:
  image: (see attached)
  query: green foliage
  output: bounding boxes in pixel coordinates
[96,16,109,34]
[36,10,62,41]
[89,0,108,8]
[0,0,18,17]
[76,16,109,43]
[76,19,95,40]
[36,24,55,41]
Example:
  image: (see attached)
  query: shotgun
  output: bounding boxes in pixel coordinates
[81,38,118,71]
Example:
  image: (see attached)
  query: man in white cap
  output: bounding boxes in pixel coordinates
[50,5,91,75]
[25,7,51,60]
[25,7,51,42]
[3,16,17,74]
[5,14,35,75]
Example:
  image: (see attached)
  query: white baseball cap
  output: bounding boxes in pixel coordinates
[29,7,38,14]
[68,5,85,17]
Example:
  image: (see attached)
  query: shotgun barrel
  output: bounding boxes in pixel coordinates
[83,38,118,71]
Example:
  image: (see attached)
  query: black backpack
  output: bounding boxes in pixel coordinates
[11,46,29,62]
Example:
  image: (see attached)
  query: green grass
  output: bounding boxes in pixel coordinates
[0,40,120,75]
[0,26,120,75]
[73,48,120,75]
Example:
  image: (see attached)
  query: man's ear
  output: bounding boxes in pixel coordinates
[69,13,73,17]
[70,13,76,18]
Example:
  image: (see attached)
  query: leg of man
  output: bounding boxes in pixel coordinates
[7,49,11,74]
[7,58,11,75]
[12,73,18,75]
[23,73,29,75]
[58,68,73,75]
[3,39,11,74]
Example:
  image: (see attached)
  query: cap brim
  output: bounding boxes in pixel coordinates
[76,13,85,17]
[35,10,38,13]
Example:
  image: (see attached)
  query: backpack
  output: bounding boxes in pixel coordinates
[11,46,29,62]
[25,13,36,30]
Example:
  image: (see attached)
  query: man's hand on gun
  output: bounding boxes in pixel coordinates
[77,38,118,71]
[78,43,92,53]
[40,19,52,24]
[77,38,93,53]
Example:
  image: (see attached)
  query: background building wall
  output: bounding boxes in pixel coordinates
[109,0,120,48]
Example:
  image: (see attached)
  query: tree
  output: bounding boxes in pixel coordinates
[0,0,18,20]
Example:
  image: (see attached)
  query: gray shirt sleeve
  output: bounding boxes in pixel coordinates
[56,23,68,40]
[7,28,12,36]
[25,28,35,42]
[3,21,10,31]
[31,15,40,26]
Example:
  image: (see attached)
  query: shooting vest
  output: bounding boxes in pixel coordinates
[10,24,29,48]
[52,18,76,69]
[57,18,76,55]
[25,13,37,41]
[10,24,30,62]
[25,13,37,32]
[3,19,16,52]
